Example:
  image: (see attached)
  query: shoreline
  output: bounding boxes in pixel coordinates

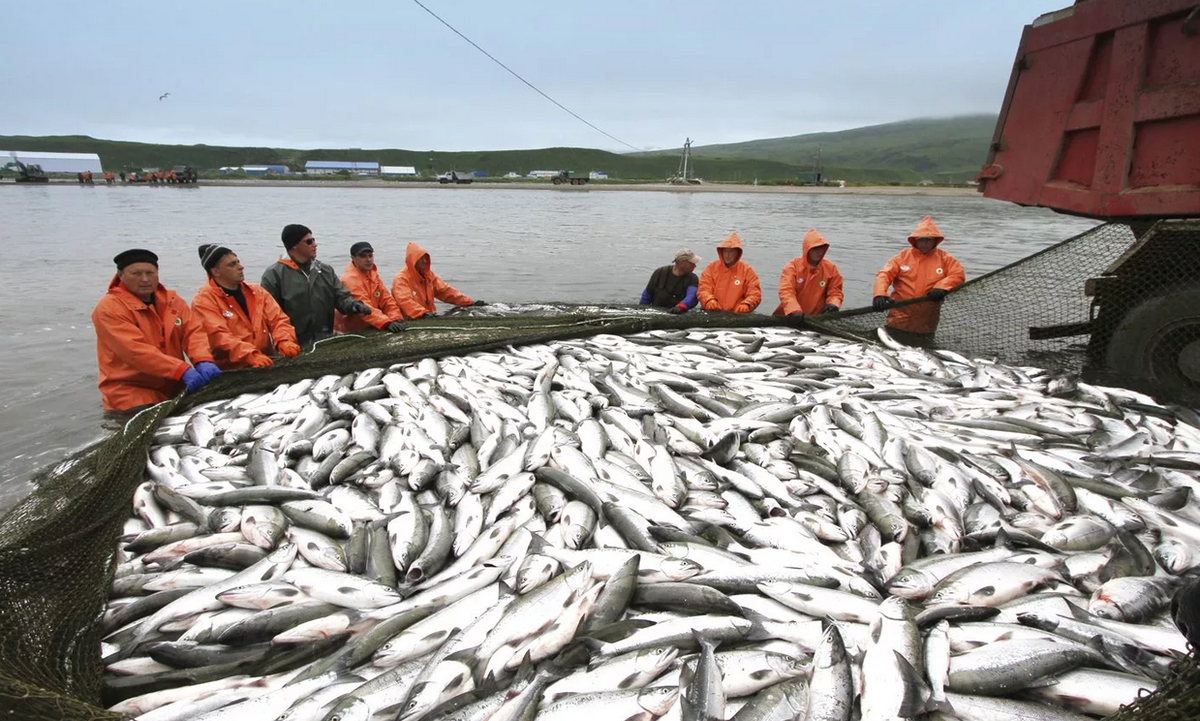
[6,178,983,197]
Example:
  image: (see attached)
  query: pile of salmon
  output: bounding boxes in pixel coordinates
[101,327,1200,721]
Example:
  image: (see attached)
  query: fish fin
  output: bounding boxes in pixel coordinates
[892,651,932,717]
[994,527,1013,549]
[1064,599,1092,621]
[527,533,549,554]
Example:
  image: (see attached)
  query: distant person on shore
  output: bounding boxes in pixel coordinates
[871,215,966,346]
[335,242,406,333]
[192,244,300,369]
[698,232,761,313]
[772,228,843,324]
[391,242,486,319]
[639,248,701,314]
[91,249,220,412]
[261,224,372,347]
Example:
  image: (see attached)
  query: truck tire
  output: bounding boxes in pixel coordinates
[1105,285,1200,401]
[552,177,563,185]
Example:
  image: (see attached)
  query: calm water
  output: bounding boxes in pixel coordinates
[0,185,1098,510]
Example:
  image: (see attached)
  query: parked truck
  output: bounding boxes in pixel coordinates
[551,171,588,186]
[978,0,1200,402]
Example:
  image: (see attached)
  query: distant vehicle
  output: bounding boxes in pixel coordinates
[551,170,588,186]
[2,157,49,183]
[167,166,198,184]
[437,171,473,185]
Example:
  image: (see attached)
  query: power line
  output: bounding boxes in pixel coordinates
[411,0,642,152]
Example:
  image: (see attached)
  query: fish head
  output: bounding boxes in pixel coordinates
[927,582,968,606]
[635,646,680,674]
[1088,597,1123,620]
[320,698,371,721]
[884,569,933,600]
[660,557,703,581]
[638,684,681,715]
[877,595,913,620]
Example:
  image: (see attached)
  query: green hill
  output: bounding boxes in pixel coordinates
[659,115,998,184]
[0,115,998,184]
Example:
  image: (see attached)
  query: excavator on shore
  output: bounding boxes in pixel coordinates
[2,155,49,183]
[978,0,1200,402]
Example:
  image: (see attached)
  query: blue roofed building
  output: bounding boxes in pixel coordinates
[304,160,380,175]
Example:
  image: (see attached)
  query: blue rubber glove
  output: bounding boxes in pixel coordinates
[195,361,222,383]
[182,367,206,392]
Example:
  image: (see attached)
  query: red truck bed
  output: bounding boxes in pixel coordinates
[978,0,1200,219]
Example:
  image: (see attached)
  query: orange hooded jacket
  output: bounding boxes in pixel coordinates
[872,216,966,334]
[773,229,844,316]
[191,279,297,370]
[697,232,761,313]
[92,277,214,411]
[335,262,404,332]
[390,242,472,319]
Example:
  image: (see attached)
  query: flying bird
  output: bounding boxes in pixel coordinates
[158,93,171,101]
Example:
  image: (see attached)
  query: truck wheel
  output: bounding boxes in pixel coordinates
[552,177,563,185]
[1105,285,1200,401]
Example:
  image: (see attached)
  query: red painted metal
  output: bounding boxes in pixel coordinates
[978,0,1200,219]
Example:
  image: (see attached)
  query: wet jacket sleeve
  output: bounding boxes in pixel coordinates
[260,265,283,306]
[639,289,651,305]
[873,256,901,297]
[825,266,844,308]
[331,276,361,316]
[738,268,762,312]
[180,303,215,365]
[697,268,718,310]
[343,272,390,330]
[432,274,472,306]
[392,273,429,318]
[94,303,190,381]
[640,267,662,305]
[934,254,965,291]
[377,280,404,322]
[778,262,801,315]
[260,291,298,347]
[193,293,258,365]
[680,285,698,310]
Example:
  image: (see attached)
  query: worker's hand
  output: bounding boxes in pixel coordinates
[277,341,301,358]
[872,296,894,312]
[668,304,687,315]
[821,304,839,315]
[246,352,274,369]
[195,362,222,383]
[182,367,207,392]
[349,300,372,315]
[926,288,949,301]
[734,303,752,314]
[471,299,488,307]
[702,301,718,312]
[423,310,438,319]
[786,311,805,328]
[384,321,407,333]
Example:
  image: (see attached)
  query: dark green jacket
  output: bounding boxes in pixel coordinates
[261,257,359,347]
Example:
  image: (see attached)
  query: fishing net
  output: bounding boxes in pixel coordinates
[810,219,1200,406]
[0,307,778,721]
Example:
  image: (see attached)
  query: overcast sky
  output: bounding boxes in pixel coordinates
[1,1,1071,152]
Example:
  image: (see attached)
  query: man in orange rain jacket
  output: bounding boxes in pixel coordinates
[872,215,966,345]
[772,228,844,322]
[697,232,761,313]
[335,242,407,333]
[192,244,301,370]
[92,249,220,412]
[391,242,486,319]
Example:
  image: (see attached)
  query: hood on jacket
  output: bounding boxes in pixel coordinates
[405,242,431,276]
[801,229,830,264]
[908,215,945,247]
[716,232,744,264]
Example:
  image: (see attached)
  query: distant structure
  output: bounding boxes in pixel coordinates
[304,160,380,175]
[1,150,102,174]
[503,172,522,179]
[380,166,418,177]
[669,139,702,185]
[243,164,289,176]
[589,171,609,180]
[527,170,560,178]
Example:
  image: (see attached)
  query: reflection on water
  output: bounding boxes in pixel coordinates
[0,186,1098,509]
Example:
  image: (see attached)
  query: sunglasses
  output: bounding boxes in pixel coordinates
[302,237,317,245]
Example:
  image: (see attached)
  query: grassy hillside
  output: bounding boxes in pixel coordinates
[0,115,998,184]
[664,115,998,184]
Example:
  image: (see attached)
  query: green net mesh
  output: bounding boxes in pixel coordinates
[2,234,1199,719]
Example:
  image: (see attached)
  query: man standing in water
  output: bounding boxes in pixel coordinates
[335,242,407,333]
[192,244,301,369]
[698,232,761,313]
[639,248,701,314]
[261,224,372,348]
[92,249,219,411]
[872,215,966,346]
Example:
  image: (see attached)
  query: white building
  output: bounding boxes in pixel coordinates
[1,150,103,174]
[527,170,560,178]
[380,166,418,176]
[503,172,522,179]
[589,171,609,180]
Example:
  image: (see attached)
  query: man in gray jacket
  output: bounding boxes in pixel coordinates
[261,224,372,348]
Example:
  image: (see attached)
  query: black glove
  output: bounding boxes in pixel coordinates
[872,296,894,312]
[667,304,687,315]
[349,300,372,315]
[471,299,487,307]
[927,287,949,301]
[786,311,805,328]
[423,310,438,318]
[384,321,406,333]
[821,304,839,315]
